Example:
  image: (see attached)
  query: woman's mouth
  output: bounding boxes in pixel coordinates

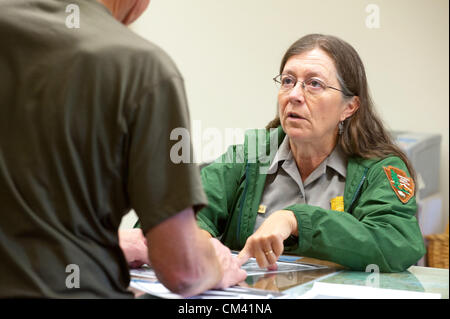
[287,112,306,120]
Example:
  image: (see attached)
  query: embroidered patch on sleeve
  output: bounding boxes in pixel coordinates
[383,165,415,204]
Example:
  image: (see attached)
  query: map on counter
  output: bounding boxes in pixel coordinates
[129,278,287,299]
[130,256,327,280]
[129,267,288,299]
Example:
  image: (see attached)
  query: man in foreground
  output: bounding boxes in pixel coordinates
[0,0,246,298]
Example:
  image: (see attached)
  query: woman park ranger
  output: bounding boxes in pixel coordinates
[196,34,425,272]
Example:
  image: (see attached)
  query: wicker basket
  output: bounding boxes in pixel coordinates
[425,224,449,269]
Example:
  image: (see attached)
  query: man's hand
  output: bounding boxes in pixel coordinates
[118,228,149,268]
[237,210,297,270]
[209,238,247,289]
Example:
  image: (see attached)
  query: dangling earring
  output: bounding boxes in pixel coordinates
[338,121,344,135]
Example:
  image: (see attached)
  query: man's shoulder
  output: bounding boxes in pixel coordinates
[1,0,181,82]
[76,8,181,83]
[92,32,181,81]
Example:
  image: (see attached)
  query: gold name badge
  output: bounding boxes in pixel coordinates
[257,205,267,214]
[330,196,344,212]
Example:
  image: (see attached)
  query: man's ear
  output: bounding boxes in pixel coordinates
[99,0,150,25]
[122,0,150,25]
[340,96,360,121]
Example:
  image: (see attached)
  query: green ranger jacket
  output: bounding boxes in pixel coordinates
[196,126,426,272]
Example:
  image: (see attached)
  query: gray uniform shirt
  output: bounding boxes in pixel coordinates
[254,136,347,232]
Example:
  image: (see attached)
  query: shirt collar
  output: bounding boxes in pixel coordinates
[268,135,291,173]
[268,136,347,178]
[327,144,347,178]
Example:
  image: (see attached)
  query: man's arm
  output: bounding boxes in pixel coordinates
[146,207,246,297]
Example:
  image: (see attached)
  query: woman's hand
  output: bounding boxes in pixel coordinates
[237,210,298,269]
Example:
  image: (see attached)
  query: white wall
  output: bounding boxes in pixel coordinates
[120,0,449,231]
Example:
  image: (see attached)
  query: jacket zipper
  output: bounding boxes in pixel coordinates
[348,167,368,212]
[236,163,249,246]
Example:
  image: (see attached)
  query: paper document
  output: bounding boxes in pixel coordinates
[129,255,327,299]
[131,256,325,279]
[130,276,286,299]
[297,282,441,299]
[130,266,157,280]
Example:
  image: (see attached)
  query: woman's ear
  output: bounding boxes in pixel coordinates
[340,96,360,122]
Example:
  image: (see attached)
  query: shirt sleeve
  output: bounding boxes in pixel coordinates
[126,76,207,234]
[196,144,246,237]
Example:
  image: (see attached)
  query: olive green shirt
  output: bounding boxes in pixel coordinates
[0,0,206,298]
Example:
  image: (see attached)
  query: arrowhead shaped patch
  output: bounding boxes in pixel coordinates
[383,166,415,204]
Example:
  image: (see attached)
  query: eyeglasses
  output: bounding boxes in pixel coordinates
[273,74,353,97]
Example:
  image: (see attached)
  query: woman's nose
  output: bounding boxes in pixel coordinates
[288,81,306,104]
